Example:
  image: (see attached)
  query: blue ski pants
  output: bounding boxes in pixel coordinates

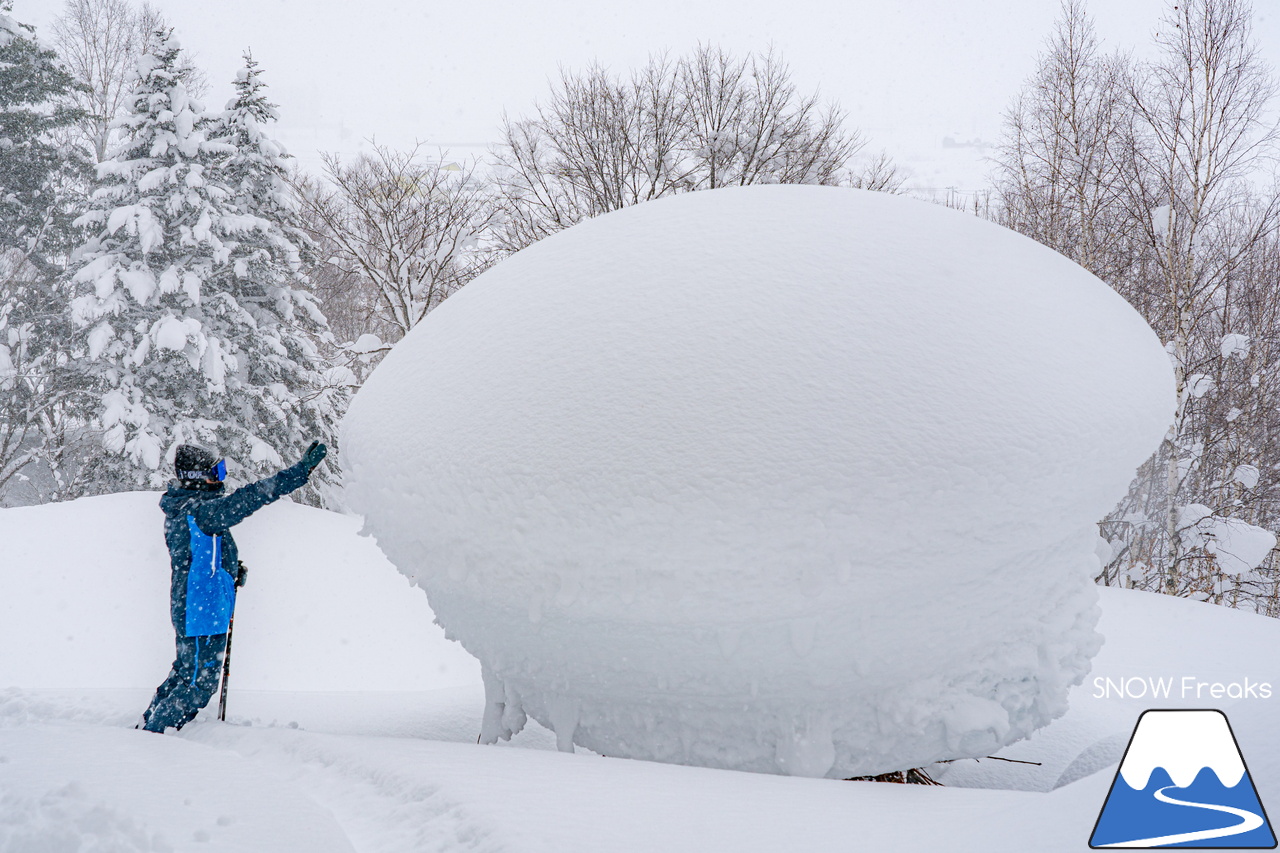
[142,633,228,732]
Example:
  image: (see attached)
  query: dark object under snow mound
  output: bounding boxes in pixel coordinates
[847,768,942,785]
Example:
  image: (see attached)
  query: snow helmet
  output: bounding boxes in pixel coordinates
[175,444,225,482]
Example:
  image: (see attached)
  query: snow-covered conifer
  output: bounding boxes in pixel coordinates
[0,1,86,266]
[65,31,251,491]
[201,54,347,503]
[0,2,91,502]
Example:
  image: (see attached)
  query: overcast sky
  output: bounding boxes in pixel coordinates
[13,0,1280,194]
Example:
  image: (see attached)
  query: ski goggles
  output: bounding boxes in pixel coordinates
[179,458,226,481]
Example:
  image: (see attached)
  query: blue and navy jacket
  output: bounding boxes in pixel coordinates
[159,461,311,637]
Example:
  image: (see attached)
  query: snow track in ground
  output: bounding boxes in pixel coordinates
[188,725,501,853]
[0,724,354,853]
[184,721,1112,853]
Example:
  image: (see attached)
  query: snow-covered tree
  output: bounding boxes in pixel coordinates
[202,54,348,504]
[51,0,207,163]
[0,2,91,502]
[66,31,341,496]
[0,1,86,267]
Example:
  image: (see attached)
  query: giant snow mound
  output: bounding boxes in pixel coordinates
[342,186,1175,777]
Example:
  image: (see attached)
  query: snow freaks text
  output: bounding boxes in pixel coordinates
[1092,677,1273,701]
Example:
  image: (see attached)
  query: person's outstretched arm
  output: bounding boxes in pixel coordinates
[191,442,327,535]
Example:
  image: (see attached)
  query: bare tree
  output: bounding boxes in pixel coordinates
[993,0,1141,285]
[493,56,692,252]
[1102,197,1280,609]
[50,0,207,162]
[680,46,860,190]
[1122,0,1280,596]
[292,175,396,349]
[493,45,876,252]
[294,144,498,342]
[995,0,1280,612]
[848,150,909,194]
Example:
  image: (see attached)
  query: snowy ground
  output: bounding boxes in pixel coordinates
[2,493,1278,851]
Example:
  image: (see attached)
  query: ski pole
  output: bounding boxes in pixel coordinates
[217,612,235,721]
[218,560,246,722]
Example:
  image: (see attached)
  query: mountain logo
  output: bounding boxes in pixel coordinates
[1090,709,1276,848]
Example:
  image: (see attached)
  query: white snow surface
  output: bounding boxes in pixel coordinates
[0,492,479,691]
[4,494,1280,852]
[342,185,1176,777]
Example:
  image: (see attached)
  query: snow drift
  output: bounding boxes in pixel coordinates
[342,185,1175,777]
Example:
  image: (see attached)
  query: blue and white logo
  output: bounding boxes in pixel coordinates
[1090,709,1276,848]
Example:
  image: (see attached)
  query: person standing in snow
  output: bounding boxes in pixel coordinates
[140,441,327,733]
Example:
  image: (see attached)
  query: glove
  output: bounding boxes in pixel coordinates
[272,441,327,498]
[301,440,327,472]
[235,560,248,588]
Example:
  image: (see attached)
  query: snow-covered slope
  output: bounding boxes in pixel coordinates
[1,494,1278,851]
[0,491,479,691]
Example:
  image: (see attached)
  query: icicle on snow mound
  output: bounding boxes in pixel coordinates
[342,186,1175,778]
